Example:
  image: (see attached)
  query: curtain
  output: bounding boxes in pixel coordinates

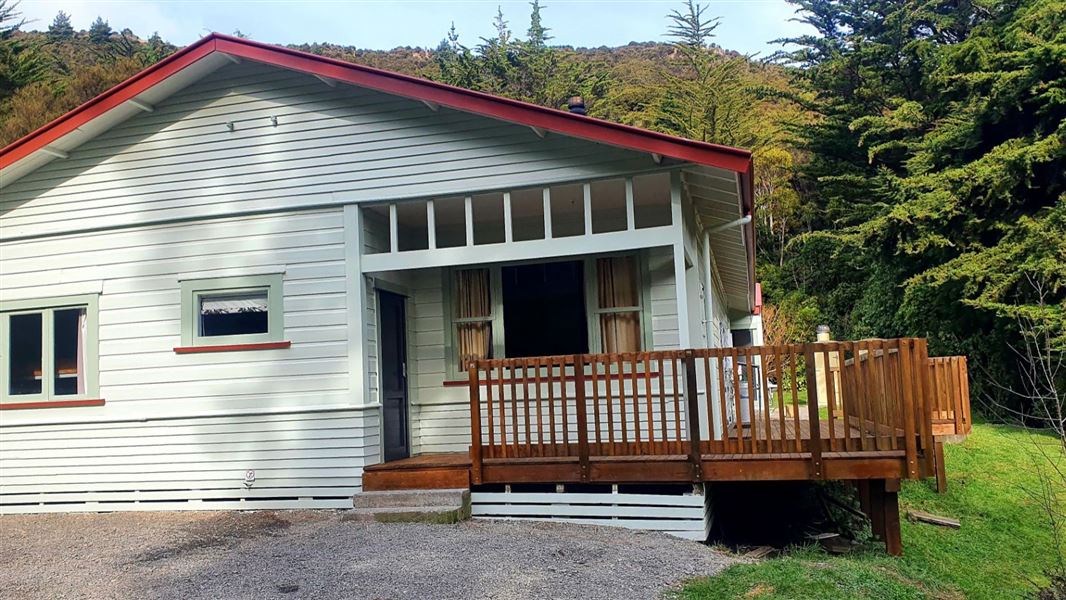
[76,309,86,395]
[455,269,492,367]
[597,256,641,353]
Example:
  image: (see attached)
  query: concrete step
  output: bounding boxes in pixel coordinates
[354,488,469,509]
[344,504,471,524]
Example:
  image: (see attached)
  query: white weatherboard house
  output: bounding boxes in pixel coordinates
[0,34,761,536]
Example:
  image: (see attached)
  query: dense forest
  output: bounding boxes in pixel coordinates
[0,0,1062,417]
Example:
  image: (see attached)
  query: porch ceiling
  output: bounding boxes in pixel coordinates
[681,166,752,314]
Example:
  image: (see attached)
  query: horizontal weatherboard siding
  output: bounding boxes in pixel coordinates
[1,61,667,241]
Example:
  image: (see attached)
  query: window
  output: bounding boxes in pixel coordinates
[593,255,644,353]
[446,254,648,377]
[180,274,284,347]
[452,268,495,369]
[0,295,100,404]
[502,261,588,357]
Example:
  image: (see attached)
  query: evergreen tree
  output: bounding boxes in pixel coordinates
[89,16,112,43]
[47,11,74,40]
[526,0,551,48]
[0,0,25,40]
[772,0,1065,412]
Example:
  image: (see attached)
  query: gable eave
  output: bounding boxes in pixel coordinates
[1,33,753,189]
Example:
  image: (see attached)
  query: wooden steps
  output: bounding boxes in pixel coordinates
[362,453,471,492]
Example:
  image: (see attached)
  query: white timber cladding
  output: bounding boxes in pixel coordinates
[0,60,675,241]
[0,56,751,512]
[0,209,379,511]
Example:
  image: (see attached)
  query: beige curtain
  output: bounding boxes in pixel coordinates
[597,256,641,353]
[455,268,492,367]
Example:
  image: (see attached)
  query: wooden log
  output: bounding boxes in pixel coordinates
[907,510,961,529]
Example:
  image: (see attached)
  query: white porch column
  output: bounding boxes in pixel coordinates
[671,171,691,349]
[344,204,372,408]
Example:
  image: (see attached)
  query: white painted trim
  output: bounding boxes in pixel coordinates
[530,126,546,138]
[176,265,286,282]
[41,147,68,159]
[671,170,691,348]
[360,225,674,272]
[388,203,398,253]
[128,99,155,113]
[0,403,381,429]
[422,100,440,112]
[314,74,337,87]
[344,204,370,410]
[625,177,635,231]
[583,183,593,236]
[542,188,553,239]
[426,199,437,249]
[503,192,513,243]
[464,195,474,246]
[221,53,241,64]
[652,153,663,164]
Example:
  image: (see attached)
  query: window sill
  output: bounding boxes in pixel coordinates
[0,398,106,410]
[173,341,292,354]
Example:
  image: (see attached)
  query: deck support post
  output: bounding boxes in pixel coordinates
[683,350,703,481]
[882,479,902,555]
[574,354,590,482]
[803,344,823,479]
[865,478,903,556]
[934,440,947,493]
[469,364,483,485]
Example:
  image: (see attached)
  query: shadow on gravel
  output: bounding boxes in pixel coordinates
[135,511,292,563]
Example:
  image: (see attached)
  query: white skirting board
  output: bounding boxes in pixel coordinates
[0,497,354,515]
[471,487,712,541]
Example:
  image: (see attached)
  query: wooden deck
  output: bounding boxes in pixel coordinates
[365,338,970,555]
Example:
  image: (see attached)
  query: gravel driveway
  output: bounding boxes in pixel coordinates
[0,510,737,599]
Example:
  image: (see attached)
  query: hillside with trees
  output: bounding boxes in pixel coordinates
[0,0,1062,421]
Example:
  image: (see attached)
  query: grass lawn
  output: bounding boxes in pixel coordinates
[679,423,1063,600]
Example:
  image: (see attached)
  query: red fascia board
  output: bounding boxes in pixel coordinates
[0,38,217,170]
[214,36,753,173]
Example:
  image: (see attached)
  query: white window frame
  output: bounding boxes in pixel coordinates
[179,274,284,347]
[0,294,100,405]
[442,253,651,380]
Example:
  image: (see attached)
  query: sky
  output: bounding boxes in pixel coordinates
[17,1,813,57]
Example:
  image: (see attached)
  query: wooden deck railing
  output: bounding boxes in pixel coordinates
[468,338,962,485]
[928,356,971,436]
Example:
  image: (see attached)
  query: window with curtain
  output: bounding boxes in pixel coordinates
[454,268,493,368]
[596,255,642,353]
[1,295,99,404]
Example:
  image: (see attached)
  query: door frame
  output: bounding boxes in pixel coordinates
[375,282,412,463]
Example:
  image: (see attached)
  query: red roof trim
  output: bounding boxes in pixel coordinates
[1,33,753,176]
[0,37,217,170]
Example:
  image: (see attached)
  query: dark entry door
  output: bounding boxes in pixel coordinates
[378,290,409,462]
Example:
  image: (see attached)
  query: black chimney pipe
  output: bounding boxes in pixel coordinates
[567,96,586,115]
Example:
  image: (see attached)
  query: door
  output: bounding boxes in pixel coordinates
[378,290,409,462]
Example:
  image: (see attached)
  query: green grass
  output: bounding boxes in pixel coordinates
[679,423,1063,600]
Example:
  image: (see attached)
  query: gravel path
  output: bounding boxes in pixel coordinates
[0,511,737,600]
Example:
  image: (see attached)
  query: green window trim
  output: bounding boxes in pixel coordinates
[180,274,285,347]
[442,252,653,381]
[0,294,101,404]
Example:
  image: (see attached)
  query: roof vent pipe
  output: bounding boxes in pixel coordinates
[567,96,586,115]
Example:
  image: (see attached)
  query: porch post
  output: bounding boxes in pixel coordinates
[670,170,691,348]
[344,204,371,410]
[469,364,483,484]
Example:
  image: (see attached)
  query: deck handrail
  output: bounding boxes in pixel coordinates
[467,338,964,485]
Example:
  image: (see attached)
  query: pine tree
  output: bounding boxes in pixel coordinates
[0,0,26,40]
[89,16,112,43]
[47,10,74,40]
[526,0,551,49]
